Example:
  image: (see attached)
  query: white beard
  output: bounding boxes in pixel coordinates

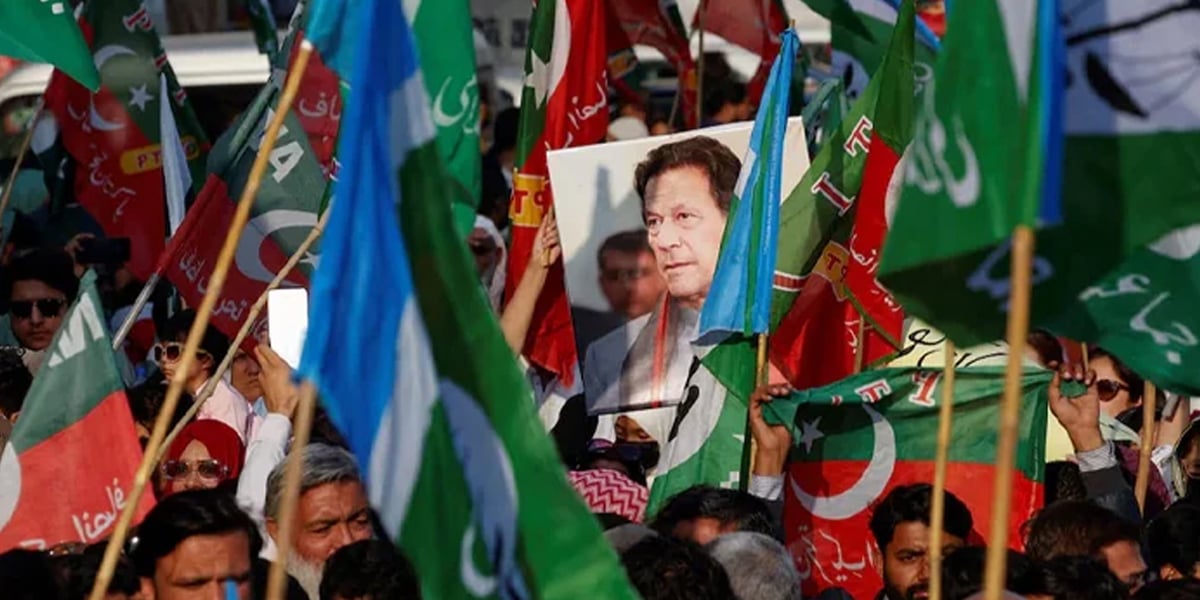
[286,550,325,600]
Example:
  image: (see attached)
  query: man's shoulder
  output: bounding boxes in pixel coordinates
[588,313,652,361]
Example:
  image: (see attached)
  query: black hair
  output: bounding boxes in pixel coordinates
[131,488,262,578]
[1037,555,1126,600]
[621,535,735,600]
[159,309,230,373]
[940,546,1041,600]
[3,246,79,306]
[1025,500,1141,562]
[1045,460,1087,505]
[869,483,974,551]
[0,347,31,417]
[0,548,61,600]
[634,136,741,215]
[1134,578,1200,600]
[492,107,520,153]
[1147,502,1200,575]
[650,485,778,541]
[5,212,41,254]
[125,382,194,448]
[1090,346,1145,403]
[596,512,634,531]
[50,543,140,598]
[596,229,652,269]
[319,540,422,600]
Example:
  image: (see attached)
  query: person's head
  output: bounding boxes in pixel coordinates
[468,214,506,311]
[0,548,60,600]
[132,488,261,600]
[648,114,674,136]
[319,540,421,600]
[128,382,194,449]
[1089,347,1145,419]
[621,535,735,600]
[596,229,665,319]
[5,247,78,351]
[705,531,801,600]
[265,443,371,598]
[939,546,1041,600]
[651,485,777,545]
[51,542,141,600]
[702,80,746,124]
[160,420,245,496]
[0,347,31,422]
[1147,503,1200,581]
[1044,460,1087,505]
[1134,578,1200,600]
[1175,423,1200,482]
[157,310,229,389]
[1034,555,1127,600]
[491,107,519,156]
[1,212,41,267]
[229,348,262,402]
[635,136,739,310]
[869,484,974,600]
[1025,500,1147,592]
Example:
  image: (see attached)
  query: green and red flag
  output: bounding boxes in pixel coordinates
[763,367,1049,599]
[751,0,916,395]
[879,1,1200,347]
[242,0,279,62]
[277,2,344,179]
[506,0,609,387]
[0,0,99,91]
[608,0,697,127]
[34,0,209,280]
[0,272,154,551]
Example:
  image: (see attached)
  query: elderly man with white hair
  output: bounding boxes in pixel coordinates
[706,531,802,600]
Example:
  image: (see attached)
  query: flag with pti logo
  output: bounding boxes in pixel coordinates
[762,367,1049,599]
[0,272,154,552]
[298,0,640,596]
[505,0,609,387]
[34,0,209,280]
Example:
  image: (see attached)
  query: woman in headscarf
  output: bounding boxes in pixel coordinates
[469,214,507,313]
[158,419,245,497]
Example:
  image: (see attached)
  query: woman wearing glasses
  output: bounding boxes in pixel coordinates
[158,419,245,496]
[155,309,251,442]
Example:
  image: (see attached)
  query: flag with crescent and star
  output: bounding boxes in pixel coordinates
[33,0,210,281]
[297,0,641,596]
[0,272,155,552]
[505,0,610,389]
[157,40,330,345]
[880,1,1200,348]
[762,367,1049,599]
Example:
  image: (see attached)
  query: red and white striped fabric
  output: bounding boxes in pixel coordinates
[568,468,648,524]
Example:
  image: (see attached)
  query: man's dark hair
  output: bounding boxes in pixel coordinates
[869,484,973,551]
[1146,502,1200,575]
[1037,556,1126,600]
[51,543,140,599]
[597,229,651,270]
[126,381,193,437]
[3,247,79,305]
[492,107,520,153]
[1045,460,1087,505]
[5,212,41,254]
[1024,500,1140,562]
[1135,578,1200,600]
[132,488,262,578]
[159,309,230,370]
[621,535,735,600]
[0,548,61,600]
[650,485,778,540]
[940,546,1041,600]
[0,347,31,417]
[634,136,741,215]
[702,80,746,120]
[319,540,421,600]
[1090,346,1145,403]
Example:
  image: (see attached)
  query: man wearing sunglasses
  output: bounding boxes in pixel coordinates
[4,248,78,372]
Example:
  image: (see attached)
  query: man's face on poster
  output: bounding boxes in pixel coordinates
[643,166,727,309]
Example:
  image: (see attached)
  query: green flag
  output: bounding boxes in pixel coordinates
[0,1,99,91]
[804,0,937,99]
[0,272,154,550]
[243,0,279,61]
[879,1,1200,347]
[409,0,481,239]
[763,367,1049,599]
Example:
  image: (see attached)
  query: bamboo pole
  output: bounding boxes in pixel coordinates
[0,102,40,234]
[88,40,315,600]
[740,333,769,492]
[982,225,1035,600]
[853,317,867,374]
[153,208,330,465]
[1134,381,1157,513]
[264,381,319,600]
[112,272,160,351]
[929,340,956,600]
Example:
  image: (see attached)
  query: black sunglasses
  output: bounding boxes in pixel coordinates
[10,298,67,320]
[1096,379,1130,402]
[153,342,211,363]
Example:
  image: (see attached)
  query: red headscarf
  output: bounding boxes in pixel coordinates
[166,419,246,482]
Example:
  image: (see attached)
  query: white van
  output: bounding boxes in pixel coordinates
[0,31,270,158]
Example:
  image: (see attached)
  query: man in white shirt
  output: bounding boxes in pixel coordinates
[157,309,250,441]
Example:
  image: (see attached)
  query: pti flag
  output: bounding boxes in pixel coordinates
[0,272,154,551]
[298,0,640,596]
[0,0,99,90]
[763,367,1049,599]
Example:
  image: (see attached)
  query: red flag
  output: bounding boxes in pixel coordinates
[699,0,788,104]
[505,0,609,387]
[608,0,698,126]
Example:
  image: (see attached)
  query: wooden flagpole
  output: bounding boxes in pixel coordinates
[88,40,315,600]
[1134,381,1157,512]
[152,208,330,465]
[929,340,956,600]
[265,381,319,599]
[741,332,770,491]
[853,317,867,374]
[982,225,1035,600]
[0,101,41,235]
